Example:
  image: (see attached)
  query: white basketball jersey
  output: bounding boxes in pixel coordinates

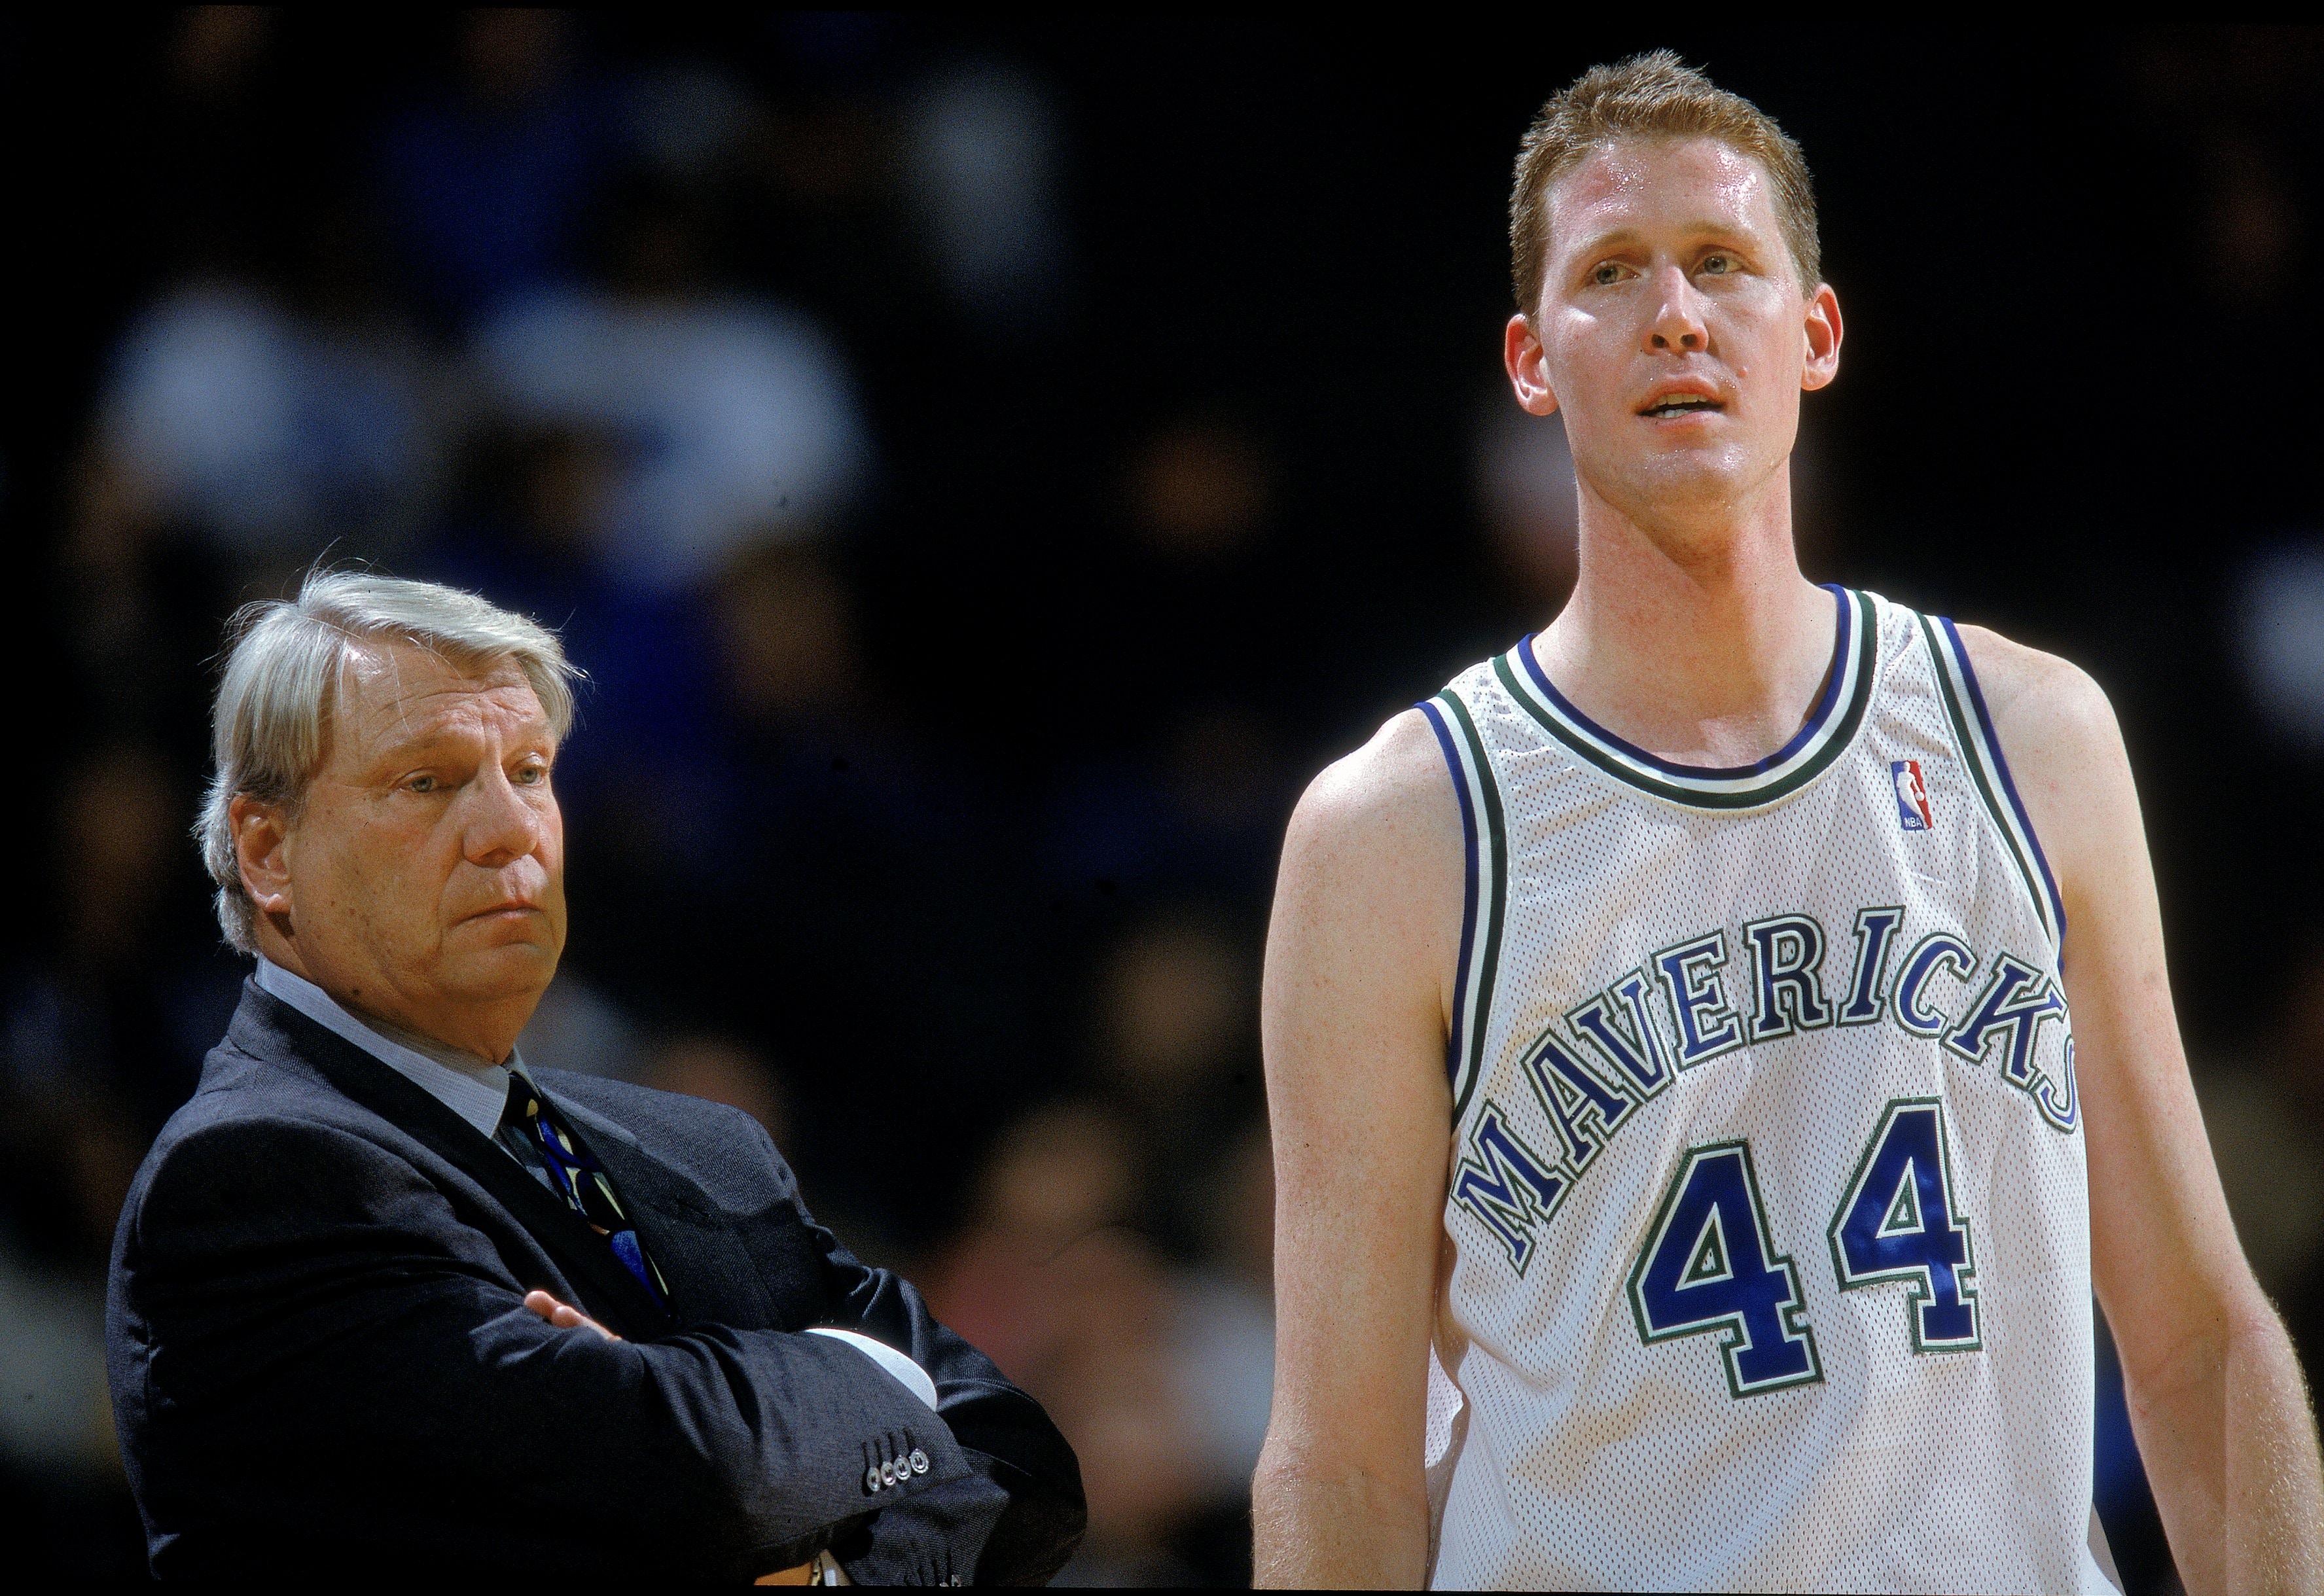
[1417,588,2107,1593]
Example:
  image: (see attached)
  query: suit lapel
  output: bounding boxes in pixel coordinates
[232,989,671,1338]
[552,1091,783,1330]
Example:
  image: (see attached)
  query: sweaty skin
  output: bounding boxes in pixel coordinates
[1251,135,2324,1591]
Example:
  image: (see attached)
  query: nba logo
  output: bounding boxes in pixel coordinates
[1891,760,1934,832]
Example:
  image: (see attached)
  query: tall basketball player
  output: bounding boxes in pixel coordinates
[1254,54,2324,1592]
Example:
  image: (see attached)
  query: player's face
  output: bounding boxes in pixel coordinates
[1505,137,1841,542]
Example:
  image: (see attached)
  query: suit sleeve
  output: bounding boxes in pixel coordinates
[800,1189,1088,1585]
[111,1115,971,1582]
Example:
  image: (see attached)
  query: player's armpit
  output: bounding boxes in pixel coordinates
[1961,626,2324,1596]
[1253,709,1463,1590]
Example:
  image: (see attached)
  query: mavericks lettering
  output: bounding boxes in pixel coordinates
[1451,904,2074,1275]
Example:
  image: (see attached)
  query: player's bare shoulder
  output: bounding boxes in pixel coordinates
[1952,623,2136,914]
[1268,708,1466,1029]
[1287,708,1462,876]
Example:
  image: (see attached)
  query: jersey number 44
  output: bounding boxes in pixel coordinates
[1627,1097,1982,1398]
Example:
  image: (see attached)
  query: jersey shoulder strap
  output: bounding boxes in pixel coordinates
[1910,609,2067,948]
[1417,662,1514,1120]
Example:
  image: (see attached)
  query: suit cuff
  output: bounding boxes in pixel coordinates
[807,1326,939,1410]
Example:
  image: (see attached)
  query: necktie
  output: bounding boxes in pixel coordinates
[502,1076,672,1316]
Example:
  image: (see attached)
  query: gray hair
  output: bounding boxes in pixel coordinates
[197,569,581,954]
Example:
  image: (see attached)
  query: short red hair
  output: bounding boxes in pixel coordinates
[1510,51,1821,311]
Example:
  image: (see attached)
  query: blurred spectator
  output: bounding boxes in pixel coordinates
[1170,1117,1276,1582]
[1127,416,1279,562]
[715,540,865,726]
[0,744,209,1574]
[2200,134,2298,308]
[639,1033,792,1146]
[1089,909,1263,1245]
[469,179,870,590]
[622,60,762,192]
[2195,939,2324,1313]
[7,742,238,1133]
[149,6,283,279]
[1473,399,1579,611]
[923,1103,1216,1585]
[516,969,648,1084]
[54,452,238,762]
[1040,408,1298,913]
[376,9,612,327]
[2237,539,2324,749]
[0,1086,139,1575]
[96,274,444,567]
[1046,705,1296,910]
[901,61,1072,334]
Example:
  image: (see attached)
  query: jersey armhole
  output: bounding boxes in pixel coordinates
[1922,616,2069,951]
[1416,692,1505,1120]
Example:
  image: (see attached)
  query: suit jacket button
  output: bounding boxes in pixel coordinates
[865,1463,882,1493]
[909,1448,930,1475]
[880,1459,897,1487]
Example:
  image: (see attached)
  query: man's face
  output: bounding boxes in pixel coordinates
[1507,135,1840,542]
[270,643,565,1045]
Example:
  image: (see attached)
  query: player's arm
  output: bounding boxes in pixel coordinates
[1252,709,1464,1588]
[1966,626,2324,1596]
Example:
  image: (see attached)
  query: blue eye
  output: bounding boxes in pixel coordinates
[1593,262,1623,286]
[1702,254,1732,275]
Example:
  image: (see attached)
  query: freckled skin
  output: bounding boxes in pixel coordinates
[231,643,565,1062]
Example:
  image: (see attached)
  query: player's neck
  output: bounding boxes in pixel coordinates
[1537,477,1833,770]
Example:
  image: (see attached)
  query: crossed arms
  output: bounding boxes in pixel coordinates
[109,1110,1084,1583]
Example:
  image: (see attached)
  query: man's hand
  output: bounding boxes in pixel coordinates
[523,1290,621,1342]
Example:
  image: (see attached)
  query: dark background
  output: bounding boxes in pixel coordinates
[9,14,2323,1587]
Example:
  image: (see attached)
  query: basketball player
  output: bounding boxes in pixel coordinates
[1253,54,2324,1592]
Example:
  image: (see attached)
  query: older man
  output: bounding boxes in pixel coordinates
[106,571,1084,1582]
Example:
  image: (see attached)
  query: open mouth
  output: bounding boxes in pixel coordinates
[1639,395,1725,420]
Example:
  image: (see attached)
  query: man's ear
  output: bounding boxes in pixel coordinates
[1800,282,1843,392]
[230,794,295,921]
[1504,314,1561,416]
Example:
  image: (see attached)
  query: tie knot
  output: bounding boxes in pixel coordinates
[501,1073,538,1137]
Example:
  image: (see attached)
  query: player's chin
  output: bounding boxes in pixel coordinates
[1631,442,1753,485]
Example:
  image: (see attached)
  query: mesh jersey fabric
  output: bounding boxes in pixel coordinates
[1415,588,2105,1593]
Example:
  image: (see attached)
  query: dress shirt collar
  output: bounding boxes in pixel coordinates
[253,957,529,1139]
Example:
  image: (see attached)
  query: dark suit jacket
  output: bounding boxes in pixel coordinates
[105,983,1084,1583]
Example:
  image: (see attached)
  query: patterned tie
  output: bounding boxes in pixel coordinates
[501,1076,672,1315]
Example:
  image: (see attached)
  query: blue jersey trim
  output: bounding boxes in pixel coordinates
[1513,585,1853,781]
[1418,697,1481,1088]
[1938,617,2068,942]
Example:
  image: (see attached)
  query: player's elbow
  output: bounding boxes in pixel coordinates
[1252,1434,1430,1587]
[1251,1430,1429,1528]
[2109,1250,2285,1410]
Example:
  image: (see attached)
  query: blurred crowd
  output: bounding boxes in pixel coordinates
[13,11,1299,1582]
[12,14,2324,1591]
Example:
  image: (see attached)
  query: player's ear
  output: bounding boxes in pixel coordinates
[1800,283,1842,393]
[1505,314,1560,416]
